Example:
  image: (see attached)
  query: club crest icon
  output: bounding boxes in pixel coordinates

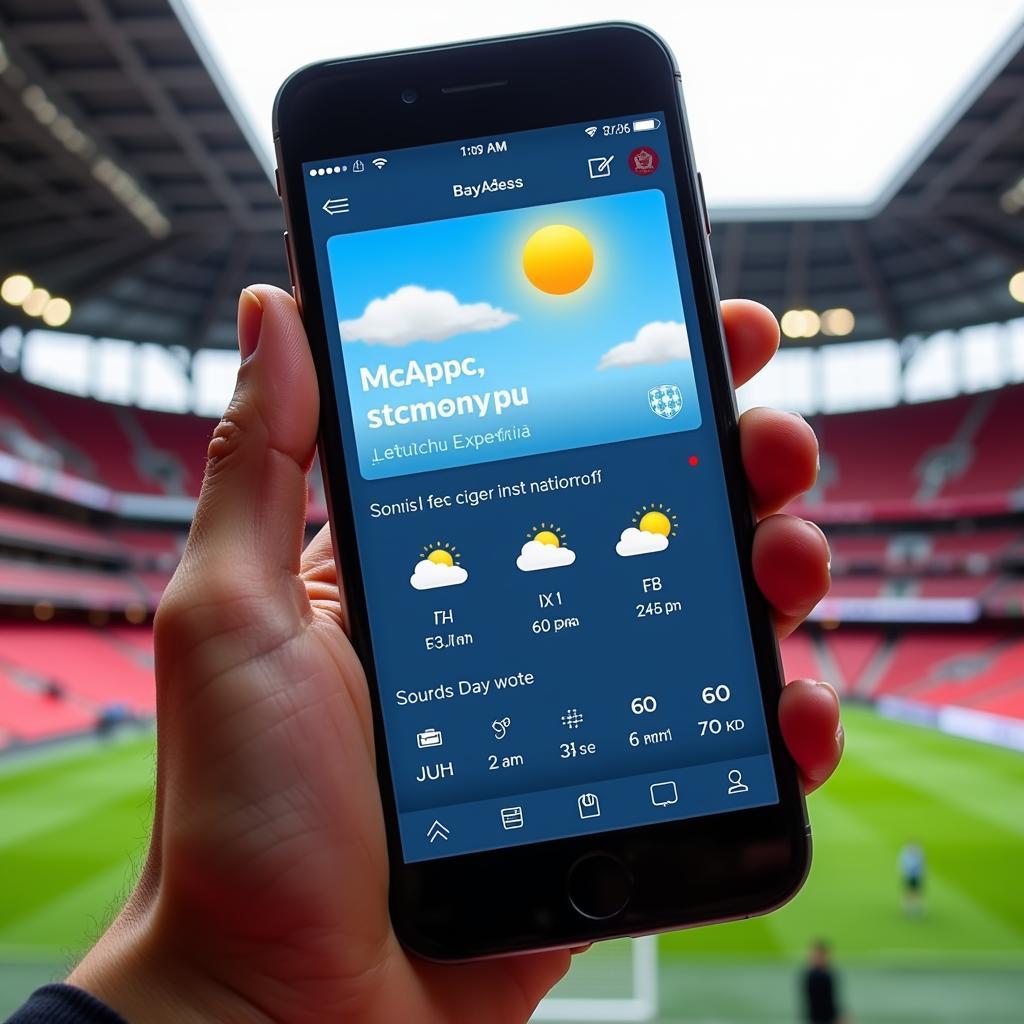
[648,383,683,420]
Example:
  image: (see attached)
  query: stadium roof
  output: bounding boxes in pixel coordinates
[0,1,1022,351]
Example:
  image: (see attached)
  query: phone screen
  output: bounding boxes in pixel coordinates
[301,114,779,863]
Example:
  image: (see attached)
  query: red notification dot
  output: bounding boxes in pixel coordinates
[689,455,699,467]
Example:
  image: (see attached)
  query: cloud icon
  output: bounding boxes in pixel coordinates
[410,559,469,590]
[516,539,576,572]
[598,320,690,370]
[340,285,517,346]
[616,527,669,557]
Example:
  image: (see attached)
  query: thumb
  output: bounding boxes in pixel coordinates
[180,285,319,588]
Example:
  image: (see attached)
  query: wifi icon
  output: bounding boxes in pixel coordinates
[584,126,598,138]
[372,157,388,170]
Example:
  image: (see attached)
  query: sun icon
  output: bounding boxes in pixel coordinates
[517,522,577,572]
[410,540,469,590]
[616,503,677,558]
[633,503,678,538]
[522,224,594,295]
[527,522,567,547]
[421,540,461,566]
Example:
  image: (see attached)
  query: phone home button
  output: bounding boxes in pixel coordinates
[567,853,633,920]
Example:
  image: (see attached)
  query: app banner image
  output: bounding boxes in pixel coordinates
[327,189,702,480]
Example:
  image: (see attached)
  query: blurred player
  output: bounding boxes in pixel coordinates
[899,840,926,916]
[801,939,845,1024]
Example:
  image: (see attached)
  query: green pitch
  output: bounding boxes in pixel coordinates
[1,706,1022,1021]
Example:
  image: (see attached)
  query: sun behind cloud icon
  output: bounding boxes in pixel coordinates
[522,225,593,295]
[410,541,469,590]
[517,522,577,571]
[616,503,678,557]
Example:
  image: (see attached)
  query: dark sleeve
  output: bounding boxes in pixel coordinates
[5,985,128,1024]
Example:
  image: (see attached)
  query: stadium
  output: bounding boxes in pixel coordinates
[0,2,1022,1021]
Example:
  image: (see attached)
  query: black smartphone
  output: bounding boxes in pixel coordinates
[273,23,809,960]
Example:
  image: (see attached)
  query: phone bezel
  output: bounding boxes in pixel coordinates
[274,22,810,959]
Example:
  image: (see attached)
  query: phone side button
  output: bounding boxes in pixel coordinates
[567,852,633,921]
[697,172,711,236]
[282,230,297,292]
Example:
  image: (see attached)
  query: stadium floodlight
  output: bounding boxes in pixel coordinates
[1010,271,1024,304]
[1,274,33,306]
[781,308,821,339]
[42,297,72,328]
[821,307,856,336]
[22,288,51,318]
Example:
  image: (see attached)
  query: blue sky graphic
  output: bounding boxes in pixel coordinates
[327,189,701,478]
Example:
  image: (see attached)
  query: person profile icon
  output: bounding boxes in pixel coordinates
[727,769,749,795]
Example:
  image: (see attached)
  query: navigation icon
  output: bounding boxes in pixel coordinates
[427,819,450,843]
[727,769,749,795]
[650,780,678,807]
[500,806,524,830]
[322,197,350,215]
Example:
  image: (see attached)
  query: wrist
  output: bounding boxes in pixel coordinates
[69,900,269,1024]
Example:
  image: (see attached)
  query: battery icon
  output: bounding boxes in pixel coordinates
[632,118,661,133]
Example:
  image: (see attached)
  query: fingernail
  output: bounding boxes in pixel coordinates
[237,288,263,362]
[803,519,831,572]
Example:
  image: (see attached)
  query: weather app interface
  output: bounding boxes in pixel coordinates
[302,115,779,863]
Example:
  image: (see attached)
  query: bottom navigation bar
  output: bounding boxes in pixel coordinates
[399,753,777,863]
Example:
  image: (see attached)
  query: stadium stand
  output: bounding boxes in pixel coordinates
[0,664,95,745]
[0,624,154,716]
[0,505,120,560]
[0,378,1021,751]
[0,2,1020,762]
[0,376,214,496]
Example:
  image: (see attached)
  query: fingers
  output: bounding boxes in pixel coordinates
[721,299,780,388]
[740,407,819,517]
[752,515,831,639]
[181,286,318,586]
[778,678,844,793]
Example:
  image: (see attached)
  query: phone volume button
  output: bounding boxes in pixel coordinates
[282,230,298,294]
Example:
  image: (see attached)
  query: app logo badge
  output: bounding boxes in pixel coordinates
[648,383,682,420]
[629,146,659,175]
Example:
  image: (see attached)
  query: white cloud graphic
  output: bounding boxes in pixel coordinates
[598,320,690,369]
[516,540,576,572]
[340,285,517,346]
[615,527,669,557]
[410,559,469,590]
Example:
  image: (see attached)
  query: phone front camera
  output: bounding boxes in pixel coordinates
[401,88,418,105]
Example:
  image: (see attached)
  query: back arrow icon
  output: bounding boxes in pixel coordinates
[426,820,449,842]
[322,197,350,215]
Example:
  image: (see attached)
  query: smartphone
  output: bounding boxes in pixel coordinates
[273,23,809,959]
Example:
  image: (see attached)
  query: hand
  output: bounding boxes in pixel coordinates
[69,288,841,1024]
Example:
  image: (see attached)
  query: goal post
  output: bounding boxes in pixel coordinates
[532,936,658,1022]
